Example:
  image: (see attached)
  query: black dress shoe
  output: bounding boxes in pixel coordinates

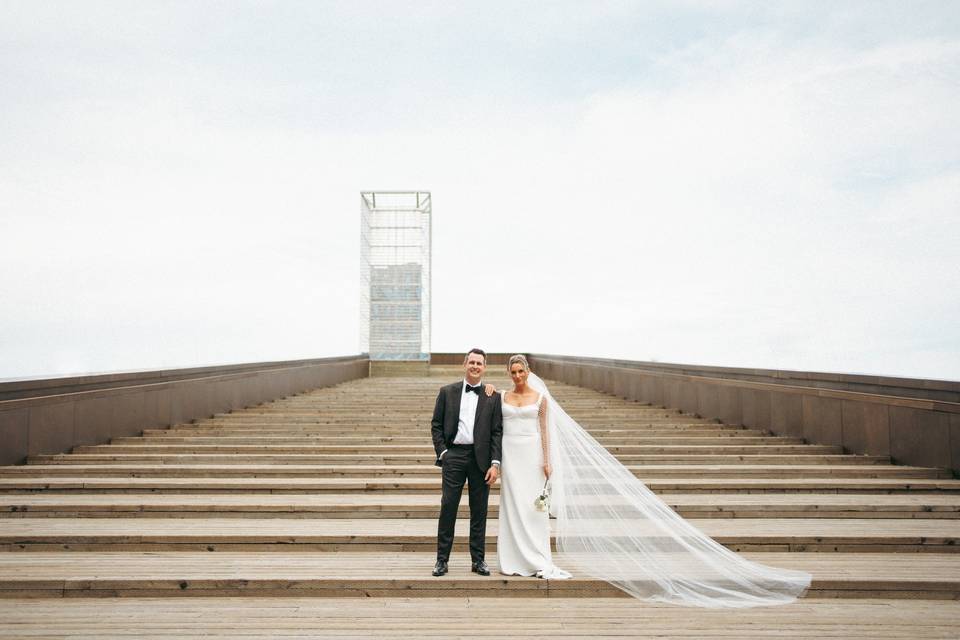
[432,560,448,577]
[471,560,490,576]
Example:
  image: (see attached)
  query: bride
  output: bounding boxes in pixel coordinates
[493,354,811,608]
[498,354,571,579]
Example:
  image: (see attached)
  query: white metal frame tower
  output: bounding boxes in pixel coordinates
[360,191,432,362]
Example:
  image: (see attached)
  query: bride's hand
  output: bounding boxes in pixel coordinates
[484,383,496,397]
[543,463,552,479]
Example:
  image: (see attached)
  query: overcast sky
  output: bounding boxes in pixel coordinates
[1,1,958,381]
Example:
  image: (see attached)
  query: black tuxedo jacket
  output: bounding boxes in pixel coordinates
[430,380,503,470]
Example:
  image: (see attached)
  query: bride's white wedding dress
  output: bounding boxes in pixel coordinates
[497,393,571,579]
[500,373,811,608]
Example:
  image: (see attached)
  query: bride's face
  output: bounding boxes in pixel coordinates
[509,363,529,388]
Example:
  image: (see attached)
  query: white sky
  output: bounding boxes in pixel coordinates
[1,1,958,381]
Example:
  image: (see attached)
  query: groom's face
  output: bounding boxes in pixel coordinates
[463,352,486,384]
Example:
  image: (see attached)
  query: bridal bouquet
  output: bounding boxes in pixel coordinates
[534,480,550,512]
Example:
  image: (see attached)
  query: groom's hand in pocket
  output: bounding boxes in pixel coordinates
[485,465,499,486]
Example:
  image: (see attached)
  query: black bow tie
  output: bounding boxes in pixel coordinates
[465,384,482,395]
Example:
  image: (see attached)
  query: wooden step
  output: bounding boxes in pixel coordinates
[1,518,957,552]
[28,453,894,466]
[1,552,958,599]
[216,426,756,434]
[109,433,783,446]
[71,440,814,455]
[2,476,958,494]
[1,464,947,480]
[71,443,848,456]
[2,494,958,519]
[150,422,735,432]
[1,597,959,639]
[127,429,766,441]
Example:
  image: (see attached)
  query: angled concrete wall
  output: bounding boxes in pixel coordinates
[537,356,960,403]
[0,356,369,466]
[529,354,960,476]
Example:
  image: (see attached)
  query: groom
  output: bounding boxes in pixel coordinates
[430,348,502,577]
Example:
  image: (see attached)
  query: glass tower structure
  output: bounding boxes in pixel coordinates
[360,191,431,361]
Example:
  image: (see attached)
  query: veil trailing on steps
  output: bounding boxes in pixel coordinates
[526,372,811,608]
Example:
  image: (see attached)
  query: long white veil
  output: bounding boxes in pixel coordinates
[527,372,811,608]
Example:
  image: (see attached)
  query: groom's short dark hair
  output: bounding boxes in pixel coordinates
[465,348,487,363]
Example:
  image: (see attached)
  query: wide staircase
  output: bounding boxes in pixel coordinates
[1,365,959,637]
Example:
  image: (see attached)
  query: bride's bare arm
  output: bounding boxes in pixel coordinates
[539,398,552,478]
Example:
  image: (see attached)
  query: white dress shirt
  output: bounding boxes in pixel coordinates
[453,379,480,444]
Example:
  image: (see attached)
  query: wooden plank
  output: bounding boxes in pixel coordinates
[0,597,958,638]
[3,477,959,494]
[2,464,946,480]
[2,496,958,521]
[0,518,957,552]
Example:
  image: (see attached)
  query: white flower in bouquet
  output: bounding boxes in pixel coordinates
[534,481,550,512]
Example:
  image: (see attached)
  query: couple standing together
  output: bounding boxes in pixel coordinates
[430,349,567,579]
[429,348,812,608]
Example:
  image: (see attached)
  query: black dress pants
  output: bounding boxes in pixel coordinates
[436,444,489,563]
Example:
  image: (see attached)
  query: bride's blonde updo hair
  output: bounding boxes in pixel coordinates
[507,354,530,372]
